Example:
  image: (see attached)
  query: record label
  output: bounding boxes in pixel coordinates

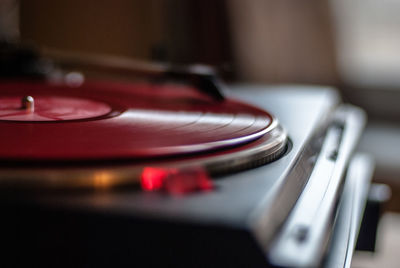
[0,96,111,121]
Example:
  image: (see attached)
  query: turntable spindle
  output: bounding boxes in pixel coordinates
[21,96,34,112]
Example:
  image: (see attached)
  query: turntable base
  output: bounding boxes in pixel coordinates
[0,85,369,268]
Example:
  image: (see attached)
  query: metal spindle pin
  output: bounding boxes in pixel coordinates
[21,96,35,113]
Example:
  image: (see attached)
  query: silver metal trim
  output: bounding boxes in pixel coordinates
[324,154,374,268]
[268,105,366,267]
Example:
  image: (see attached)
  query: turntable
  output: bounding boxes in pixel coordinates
[0,47,374,267]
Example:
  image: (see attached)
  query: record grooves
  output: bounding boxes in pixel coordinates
[0,80,287,189]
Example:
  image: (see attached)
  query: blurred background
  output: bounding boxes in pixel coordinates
[1,0,400,266]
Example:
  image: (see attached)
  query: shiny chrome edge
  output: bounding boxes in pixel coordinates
[323,154,374,268]
[267,105,367,267]
[248,114,334,255]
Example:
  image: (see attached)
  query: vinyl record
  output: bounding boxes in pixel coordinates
[0,80,278,161]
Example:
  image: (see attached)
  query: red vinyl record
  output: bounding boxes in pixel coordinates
[0,81,275,161]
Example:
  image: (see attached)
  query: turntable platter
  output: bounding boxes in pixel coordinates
[0,81,279,161]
